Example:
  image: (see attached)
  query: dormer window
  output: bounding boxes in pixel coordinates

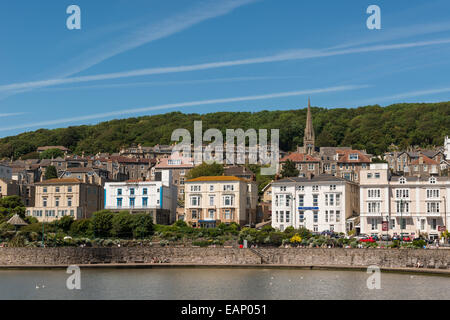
[168,159,181,165]
[399,177,406,184]
[349,153,359,160]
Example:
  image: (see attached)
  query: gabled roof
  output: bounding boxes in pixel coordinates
[64,167,96,173]
[261,181,273,192]
[273,174,350,184]
[336,149,371,163]
[280,153,320,163]
[155,155,194,169]
[37,178,82,185]
[186,176,248,182]
[410,154,439,165]
[109,156,156,164]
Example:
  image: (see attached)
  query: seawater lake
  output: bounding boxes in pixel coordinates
[0,268,449,300]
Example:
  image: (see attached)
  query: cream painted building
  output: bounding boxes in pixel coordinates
[26,178,103,222]
[360,163,450,240]
[271,175,360,233]
[184,176,258,228]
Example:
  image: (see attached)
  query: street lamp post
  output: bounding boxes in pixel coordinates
[400,199,404,244]
[41,215,45,247]
[386,215,389,242]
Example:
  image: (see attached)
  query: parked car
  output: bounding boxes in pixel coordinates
[370,235,380,241]
[353,234,368,240]
[331,233,343,239]
[360,236,376,243]
[380,234,391,241]
[392,235,401,241]
[401,235,412,242]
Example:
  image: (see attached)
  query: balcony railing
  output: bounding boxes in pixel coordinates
[360,211,385,217]
[105,205,158,210]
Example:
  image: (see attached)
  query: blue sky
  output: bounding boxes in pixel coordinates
[1,0,450,137]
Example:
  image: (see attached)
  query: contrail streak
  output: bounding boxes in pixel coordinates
[0,85,368,132]
[1,38,449,93]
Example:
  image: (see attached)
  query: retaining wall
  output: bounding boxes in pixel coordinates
[1,247,449,269]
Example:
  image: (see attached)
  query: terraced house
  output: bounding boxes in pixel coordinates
[184,176,258,228]
[26,178,103,222]
[360,163,450,240]
[271,175,360,233]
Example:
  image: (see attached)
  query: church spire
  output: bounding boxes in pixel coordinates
[303,98,315,155]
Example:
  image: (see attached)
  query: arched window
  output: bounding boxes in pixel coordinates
[429,177,436,184]
[399,177,406,184]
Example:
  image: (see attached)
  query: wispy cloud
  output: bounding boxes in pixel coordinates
[351,87,450,106]
[57,0,260,78]
[0,85,368,132]
[31,75,306,93]
[330,21,450,50]
[2,38,450,93]
[0,0,258,102]
[0,112,25,118]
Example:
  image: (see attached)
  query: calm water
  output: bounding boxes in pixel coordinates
[0,268,449,300]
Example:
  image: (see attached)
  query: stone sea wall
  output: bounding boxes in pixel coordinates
[0,247,449,269]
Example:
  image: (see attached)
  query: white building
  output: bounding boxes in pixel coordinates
[0,164,12,180]
[271,175,360,233]
[104,171,177,225]
[360,163,450,240]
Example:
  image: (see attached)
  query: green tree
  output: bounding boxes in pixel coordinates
[186,162,224,179]
[39,148,64,159]
[56,216,74,233]
[131,213,154,238]
[69,219,92,237]
[0,196,26,221]
[0,102,449,159]
[280,159,299,178]
[91,210,114,238]
[44,165,58,180]
[111,211,133,238]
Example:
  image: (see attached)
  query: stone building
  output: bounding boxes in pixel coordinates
[384,149,445,176]
[26,178,103,222]
[284,99,371,182]
[279,153,321,177]
[0,164,12,180]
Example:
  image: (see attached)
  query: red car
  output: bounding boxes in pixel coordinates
[359,237,376,243]
[402,235,412,242]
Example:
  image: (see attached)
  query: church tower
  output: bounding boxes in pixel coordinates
[303,98,315,155]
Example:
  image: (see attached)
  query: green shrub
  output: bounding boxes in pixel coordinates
[70,219,93,237]
[91,210,114,238]
[131,214,154,239]
[192,240,211,247]
[111,212,133,239]
[412,239,426,248]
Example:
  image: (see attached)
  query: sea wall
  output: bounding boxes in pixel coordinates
[0,247,449,269]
